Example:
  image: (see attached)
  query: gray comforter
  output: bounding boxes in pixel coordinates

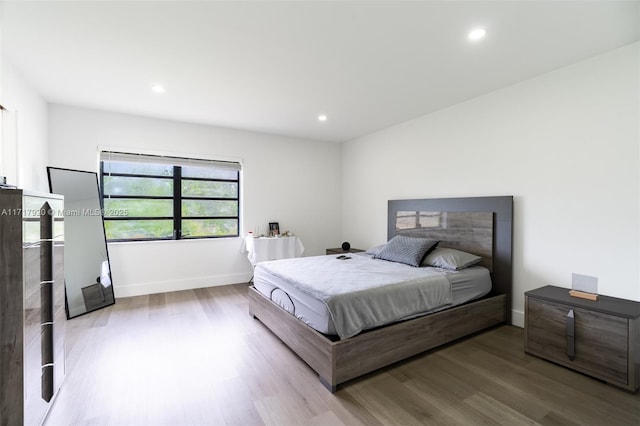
[257,254,453,339]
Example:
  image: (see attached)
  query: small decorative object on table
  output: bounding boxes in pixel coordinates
[569,273,599,301]
[569,290,598,301]
[0,175,16,189]
[341,241,351,251]
[268,222,280,237]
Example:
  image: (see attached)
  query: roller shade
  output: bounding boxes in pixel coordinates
[100,150,241,171]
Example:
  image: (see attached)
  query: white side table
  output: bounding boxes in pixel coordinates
[241,236,304,267]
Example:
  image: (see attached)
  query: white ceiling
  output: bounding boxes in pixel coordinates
[2,1,639,143]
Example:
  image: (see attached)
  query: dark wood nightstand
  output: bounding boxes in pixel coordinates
[525,285,640,392]
[326,247,365,255]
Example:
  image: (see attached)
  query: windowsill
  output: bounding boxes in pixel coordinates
[106,236,243,245]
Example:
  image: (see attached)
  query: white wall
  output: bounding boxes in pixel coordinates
[0,59,49,191]
[48,105,342,298]
[342,43,640,327]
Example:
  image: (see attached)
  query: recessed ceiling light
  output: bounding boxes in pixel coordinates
[151,84,165,93]
[468,28,486,41]
[318,114,328,122]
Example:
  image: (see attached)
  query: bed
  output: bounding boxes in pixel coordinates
[248,196,513,392]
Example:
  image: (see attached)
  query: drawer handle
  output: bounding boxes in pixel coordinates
[40,202,55,402]
[566,309,575,361]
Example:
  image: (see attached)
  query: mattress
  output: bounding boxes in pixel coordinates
[254,254,492,337]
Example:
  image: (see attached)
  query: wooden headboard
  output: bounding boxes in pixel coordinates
[388,196,513,320]
[394,210,494,270]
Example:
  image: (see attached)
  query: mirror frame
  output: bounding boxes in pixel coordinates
[47,166,115,318]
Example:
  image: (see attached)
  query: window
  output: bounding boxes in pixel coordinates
[99,151,240,241]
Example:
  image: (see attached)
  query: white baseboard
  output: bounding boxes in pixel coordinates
[112,272,253,299]
[511,309,524,328]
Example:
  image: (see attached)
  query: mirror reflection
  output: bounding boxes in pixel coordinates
[47,167,115,318]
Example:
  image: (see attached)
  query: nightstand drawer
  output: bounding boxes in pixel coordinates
[526,298,628,384]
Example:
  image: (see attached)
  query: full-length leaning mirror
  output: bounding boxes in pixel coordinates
[47,167,115,318]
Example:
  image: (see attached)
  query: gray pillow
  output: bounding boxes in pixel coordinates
[365,243,387,256]
[422,247,482,270]
[374,236,439,267]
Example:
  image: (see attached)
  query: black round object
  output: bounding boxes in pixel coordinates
[341,241,351,251]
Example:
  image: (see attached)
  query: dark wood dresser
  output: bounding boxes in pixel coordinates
[525,285,640,392]
[0,189,66,424]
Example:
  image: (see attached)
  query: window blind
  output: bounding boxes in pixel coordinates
[99,151,241,171]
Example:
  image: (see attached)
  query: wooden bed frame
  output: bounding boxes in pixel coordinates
[248,196,513,392]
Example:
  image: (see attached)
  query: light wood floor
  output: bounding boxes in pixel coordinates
[45,284,639,426]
